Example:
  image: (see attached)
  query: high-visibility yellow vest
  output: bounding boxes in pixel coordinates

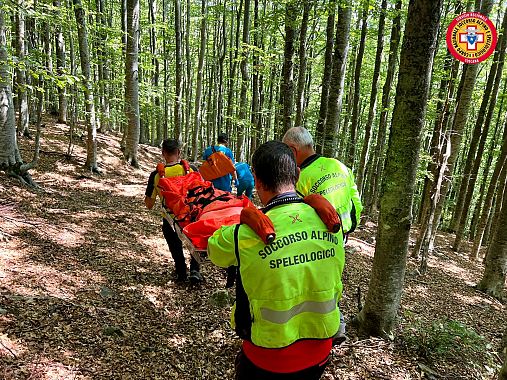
[297,155,362,234]
[208,200,345,348]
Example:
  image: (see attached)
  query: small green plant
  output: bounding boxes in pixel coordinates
[401,318,497,374]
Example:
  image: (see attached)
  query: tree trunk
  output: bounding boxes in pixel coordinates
[356,0,442,338]
[477,181,507,299]
[225,0,242,137]
[470,82,506,239]
[98,0,111,131]
[364,0,402,215]
[123,0,140,167]
[54,0,67,124]
[174,0,183,140]
[315,0,335,154]
[453,9,507,250]
[416,55,459,224]
[294,0,310,129]
[74,0,99,172]
[355,0,387,193]
[441,0,494,232]
[0,8,23,170]
[15,3,30,137]
[416,131,451,273]
[413,55,459,260]
[322,1,352,157]
[191,0,207,161]
[184,0,192,143]
[499,327,507,379]
[250,0,260,155]
[346,2,369,169]
[471,123,507,260]
[235,0,250,161]
[278,1,297,136]
[217,0,227,134]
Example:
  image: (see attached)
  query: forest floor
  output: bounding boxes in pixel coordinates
[0,121,505,380]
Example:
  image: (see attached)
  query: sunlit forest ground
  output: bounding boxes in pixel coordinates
[0,120,505,379]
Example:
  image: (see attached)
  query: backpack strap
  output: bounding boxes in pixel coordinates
[180,159,191,174]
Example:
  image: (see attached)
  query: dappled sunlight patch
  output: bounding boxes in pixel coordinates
[111,183,146,198]
[140,285,169,308]
[2,260,106,300]
[427,258,474,282]
[37,223,86,248]
[0,333,27,358]
[26,356,89,380]
[167,334,189,348]
[77,179,116,192]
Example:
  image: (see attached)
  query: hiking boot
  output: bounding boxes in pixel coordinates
[332,322,347,346]
[173,272,187,283]
[189,270,204,284]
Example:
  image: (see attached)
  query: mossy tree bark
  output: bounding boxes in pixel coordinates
[356,0,442,338]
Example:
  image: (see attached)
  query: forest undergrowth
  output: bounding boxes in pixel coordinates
[0,121,505,379]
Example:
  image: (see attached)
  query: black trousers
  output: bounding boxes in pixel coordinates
[162,218,199,276]
[235,349,328,380]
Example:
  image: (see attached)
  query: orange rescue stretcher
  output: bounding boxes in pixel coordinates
[156,163,274,264]
[156,162,341,264]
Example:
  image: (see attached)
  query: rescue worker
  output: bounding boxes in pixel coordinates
[208,141,345,379]
[282,126,363,342]
[203,133,239,287]
[202,133,238,192]
[234,162,255,200]
[145,138,203,284]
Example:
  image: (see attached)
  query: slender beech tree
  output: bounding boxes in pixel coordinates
[15,2,29,137]
[294,0,310,129]
[54,0,67,124]
[250,0,260,154]
[471,122,507,260]
[74,0,99,172]
[347,0,369,169]
[184,0,193,143]
[477,176,507,299]
[0,5,39,185]
[217,0,227,134]
[278,1,297,136]
[500,328,507,379]
[413,54,459,263]
[124,0,140,167]
[96,0,110,131]
[316,0,336,153]
[174,0,183,140]
[322,1,352,157]
[440,0,494,228]
[356,0,442,337]
[225,0,242,137]
[191,0,207,161]
[235,0,251,161]
[453,9,507,251]
[364,0,402,214]
[356,0,387,192]
[0,7,22,171]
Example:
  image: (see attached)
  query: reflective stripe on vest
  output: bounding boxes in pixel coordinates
[261,294,338,324]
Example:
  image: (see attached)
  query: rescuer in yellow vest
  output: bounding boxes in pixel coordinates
[283,126,363,343]
[208,141,345,379]
[282,126,362,235]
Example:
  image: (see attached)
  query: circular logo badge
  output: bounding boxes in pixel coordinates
[446,12,497,64]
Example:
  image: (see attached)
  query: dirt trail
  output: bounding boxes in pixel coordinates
[0,123,504,379]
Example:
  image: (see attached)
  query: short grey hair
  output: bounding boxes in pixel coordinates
[282,126,314,149]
